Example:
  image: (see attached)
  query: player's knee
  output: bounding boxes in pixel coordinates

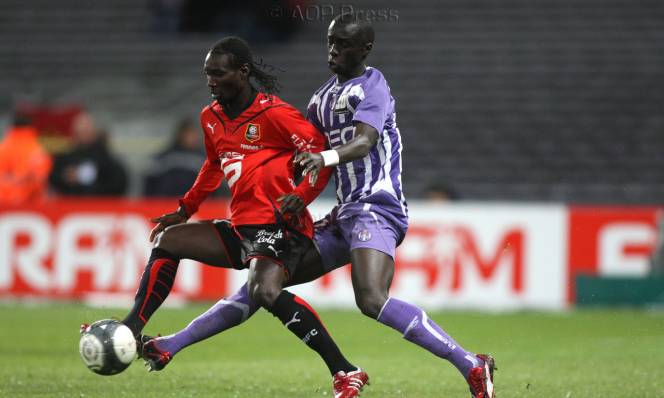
[248,281,281,308]
[355,291,387,319]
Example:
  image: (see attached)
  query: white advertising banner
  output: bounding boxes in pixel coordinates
[269,201,568,310]
[1,199,581,309]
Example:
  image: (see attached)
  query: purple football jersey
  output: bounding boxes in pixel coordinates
[307,67,408,231]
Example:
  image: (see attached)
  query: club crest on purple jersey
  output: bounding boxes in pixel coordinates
[358,229,372,242]
[333,93,351,114]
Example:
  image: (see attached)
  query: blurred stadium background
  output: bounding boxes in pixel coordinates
[2,0,664,201]
[1,1,663,397]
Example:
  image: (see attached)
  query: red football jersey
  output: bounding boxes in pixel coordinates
[179,92,331,237]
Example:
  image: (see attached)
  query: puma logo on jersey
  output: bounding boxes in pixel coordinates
[285,312,301,328]
[206,122,217,135]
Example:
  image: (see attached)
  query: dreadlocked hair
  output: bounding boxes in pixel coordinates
[209,36,281,94]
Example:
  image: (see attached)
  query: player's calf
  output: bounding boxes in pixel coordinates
[268,290,358,376]
[353,289,388,319]
[121,248,180,336]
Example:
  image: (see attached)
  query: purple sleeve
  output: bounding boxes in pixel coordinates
[352,79,389,133]
[306,97,324,132]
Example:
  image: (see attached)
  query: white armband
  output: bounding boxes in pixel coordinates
[320,150,340,167]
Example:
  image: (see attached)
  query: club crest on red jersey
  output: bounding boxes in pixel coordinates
[245,123,261,142]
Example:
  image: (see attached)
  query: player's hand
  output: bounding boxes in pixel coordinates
[148,208,188,242]
[277,193,305,215]
[295,152,324,186]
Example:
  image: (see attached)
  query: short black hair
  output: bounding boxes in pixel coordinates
[209,36,281,94]
[332,13,375,44]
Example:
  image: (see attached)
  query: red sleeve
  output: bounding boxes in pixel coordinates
[179,120,223,216]
[268,105,331,206]
[293,165,332,206]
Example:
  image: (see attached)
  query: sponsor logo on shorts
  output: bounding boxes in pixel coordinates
[267,245,281,257]
[358,229,372,242]
[256,229,283,245]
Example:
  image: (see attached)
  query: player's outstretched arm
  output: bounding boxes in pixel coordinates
[151,148,223,242]
[296,122,378,185]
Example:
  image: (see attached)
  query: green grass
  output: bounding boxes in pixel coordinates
[0,304,663,397]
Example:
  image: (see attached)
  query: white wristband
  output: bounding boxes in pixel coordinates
[320,150,340,167]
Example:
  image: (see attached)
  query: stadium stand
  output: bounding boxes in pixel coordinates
[1,0,663,202]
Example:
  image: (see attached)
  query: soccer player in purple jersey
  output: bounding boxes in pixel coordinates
[295,13,496,398]
[145,13,495,398]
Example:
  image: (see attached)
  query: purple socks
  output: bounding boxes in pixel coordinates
[377,297,479,378]
[153,287,479,379]
[155,283,259,355]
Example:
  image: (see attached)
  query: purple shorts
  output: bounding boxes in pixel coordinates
[314,206,406,272]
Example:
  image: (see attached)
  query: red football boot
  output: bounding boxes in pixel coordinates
[333,368,369,398]
[142,338,173,371]
[467,354,496,398]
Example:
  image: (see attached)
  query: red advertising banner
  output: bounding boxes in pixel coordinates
[567,206,660,301]
[0,199,232,301]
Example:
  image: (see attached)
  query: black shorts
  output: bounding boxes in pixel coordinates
[211,219,315,279]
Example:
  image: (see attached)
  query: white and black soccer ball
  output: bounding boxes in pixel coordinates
[79,319,136,376]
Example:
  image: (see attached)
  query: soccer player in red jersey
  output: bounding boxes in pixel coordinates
[111,36,366,396]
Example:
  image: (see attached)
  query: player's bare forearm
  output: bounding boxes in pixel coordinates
[296,122,378,185]
[335,122,379,163]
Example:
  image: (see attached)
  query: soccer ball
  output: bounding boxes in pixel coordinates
[79,319,137,375]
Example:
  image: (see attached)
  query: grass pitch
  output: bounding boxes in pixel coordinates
[0,304,663,398]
